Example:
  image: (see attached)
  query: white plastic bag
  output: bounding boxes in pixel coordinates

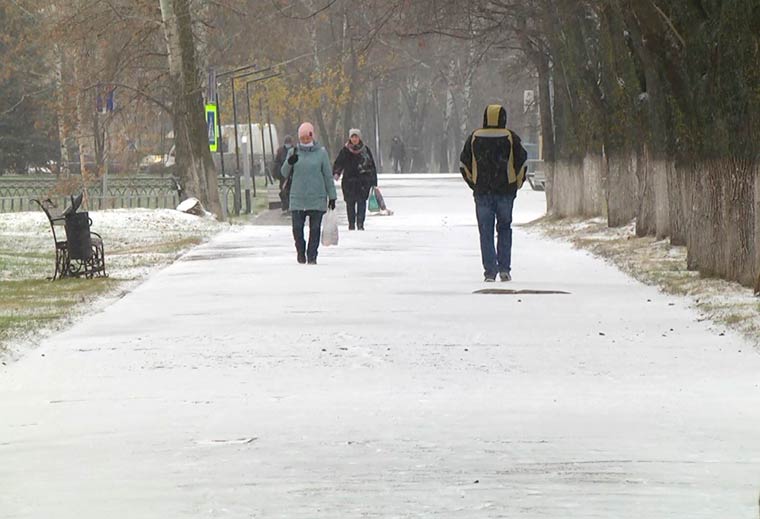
[321,209,339,246]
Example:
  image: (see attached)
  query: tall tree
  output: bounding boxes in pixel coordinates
[160,0,222,216]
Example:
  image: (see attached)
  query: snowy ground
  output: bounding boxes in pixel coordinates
[0,208,222,281]
[1,177,759,518]
[532,216,760,344]
[0,209,222,357]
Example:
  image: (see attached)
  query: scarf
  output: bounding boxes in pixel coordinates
[346,141,366,155]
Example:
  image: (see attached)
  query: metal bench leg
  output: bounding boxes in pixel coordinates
[54,245,70,281]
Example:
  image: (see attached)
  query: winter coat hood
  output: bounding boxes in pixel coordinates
[483,104,508,129]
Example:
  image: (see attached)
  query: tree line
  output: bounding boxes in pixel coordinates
[2,1,534,187]
[3,0,759,289]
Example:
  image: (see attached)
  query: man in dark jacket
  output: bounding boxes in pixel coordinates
[460,104,528,282]
[274,135,294,212]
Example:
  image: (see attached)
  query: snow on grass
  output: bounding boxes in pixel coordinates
[530,216,760,345]
[0,209,224,358]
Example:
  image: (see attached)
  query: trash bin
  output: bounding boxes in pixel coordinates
[65,211,93,260]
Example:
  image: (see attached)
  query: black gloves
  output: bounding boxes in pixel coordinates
[328,199,336,210]
[287,153,299,165]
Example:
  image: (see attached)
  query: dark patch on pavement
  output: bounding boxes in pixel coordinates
[473,288,571,295]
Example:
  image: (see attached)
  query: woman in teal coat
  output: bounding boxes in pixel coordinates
[280,122,337,264]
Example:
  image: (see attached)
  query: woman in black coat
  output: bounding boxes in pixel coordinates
[332,128,378,230]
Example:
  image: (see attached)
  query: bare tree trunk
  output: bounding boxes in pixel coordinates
[440,60,457,173]
[636,145,657,237]
[724,159,755,285]
[457,38,476,149]
[654,159,671,239]
[342,41,360,151]
[314,107,332,154]
[74,45,94,205]
[536,53,555,164]
[552,159,584,217]
[159,0,199,195]
[54,44,71,177]
[440,86,454,173]
[582,152,605,217]
[667,163,689,246]
[192,0,210,91]
[305,1,333,154]
[754,164,760,293]
[402,76,430,172]
[607,152,639,226]
[159,0,222,217]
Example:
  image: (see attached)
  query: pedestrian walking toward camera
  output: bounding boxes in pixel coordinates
[389,135,405,174]
[281,123,337,265]
[332,128,378,231]
[460,104,528,282]
[274,135,294,212]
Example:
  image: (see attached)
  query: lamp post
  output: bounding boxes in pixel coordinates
[216,63,259,177]
[243,72,281,196]
[245,81,256,203]
[214,65,280,213]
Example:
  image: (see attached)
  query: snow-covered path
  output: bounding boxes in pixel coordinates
[1,177,759,518]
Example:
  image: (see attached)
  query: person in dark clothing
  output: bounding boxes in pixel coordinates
[389,135,405,174]
[332,128,378,231]
[273,135,294,212]
[460,104,528,283]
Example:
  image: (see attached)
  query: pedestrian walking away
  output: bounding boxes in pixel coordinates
[280,122,337,265]
[274,135,294,212]
[459,104,528,283]
[332,128,378,231]
[389,135,405,174]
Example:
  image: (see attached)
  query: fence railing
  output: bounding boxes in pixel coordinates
[0,175,243,217]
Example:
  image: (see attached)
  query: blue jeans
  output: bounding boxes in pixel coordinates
[292,210,324,261]
[474,193,515,278]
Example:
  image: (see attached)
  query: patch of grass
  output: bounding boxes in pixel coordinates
[0,211,224,356]
[0,277,119,347]
[115,236,203,255]
[722,313,747,325]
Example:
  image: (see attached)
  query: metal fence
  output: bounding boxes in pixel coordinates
[0,175,242,217]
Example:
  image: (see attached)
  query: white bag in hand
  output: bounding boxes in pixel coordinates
[321,209,339,247]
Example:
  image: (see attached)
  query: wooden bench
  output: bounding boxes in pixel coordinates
[32,199,106,280]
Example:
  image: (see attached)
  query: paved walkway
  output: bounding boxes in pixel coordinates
[1,177,759,518]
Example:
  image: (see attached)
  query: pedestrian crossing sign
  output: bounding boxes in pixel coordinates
[206,104,218,152]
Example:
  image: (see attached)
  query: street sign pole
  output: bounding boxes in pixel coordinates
[246,82,257,199]
[215,92,225,177]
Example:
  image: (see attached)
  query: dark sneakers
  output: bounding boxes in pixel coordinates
[499,272,512,282]
[297,253,306,264]
[484,275,496,283]
[307,259,317,265]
